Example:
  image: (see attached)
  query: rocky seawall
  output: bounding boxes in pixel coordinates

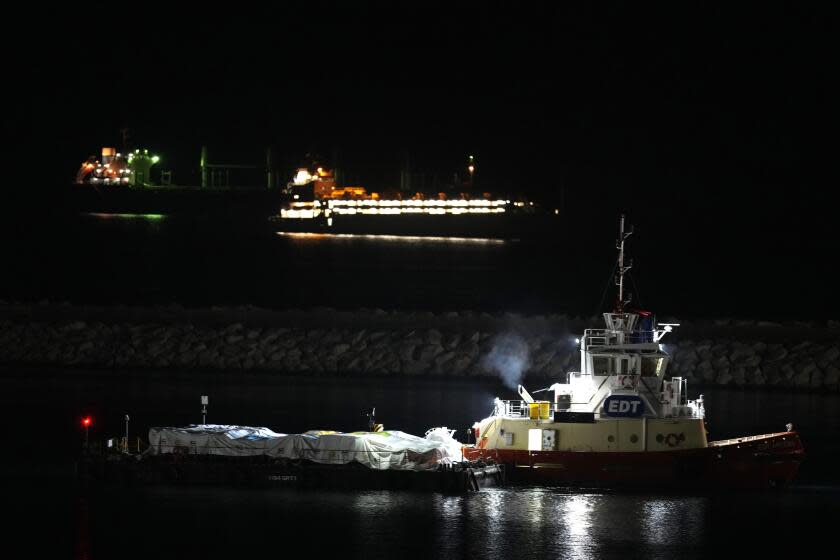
[1,303,839,391]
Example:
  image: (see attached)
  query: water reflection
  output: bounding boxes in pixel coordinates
[275,231,508,245]
[75,495,91,560]
[561,493,595,545]
[351,491,401,551]
[444,488,708,559]
[642,497,706,548]
[482,489,507,556]
[86,212,167,221]
[50,484,836,560]
[433,494,466,558]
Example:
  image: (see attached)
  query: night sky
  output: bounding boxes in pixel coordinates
[4,4,833,315]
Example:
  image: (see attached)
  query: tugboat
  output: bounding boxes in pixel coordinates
[464,215,805,488]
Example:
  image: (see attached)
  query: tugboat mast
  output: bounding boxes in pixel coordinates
[615,214,634,313]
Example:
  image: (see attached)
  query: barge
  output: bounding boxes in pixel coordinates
[79,425,504,493]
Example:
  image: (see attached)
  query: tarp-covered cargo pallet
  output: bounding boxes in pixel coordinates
[76,455,505,493]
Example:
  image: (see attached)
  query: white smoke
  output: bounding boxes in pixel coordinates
[482,332,531,390]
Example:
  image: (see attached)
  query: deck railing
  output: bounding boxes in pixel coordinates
[582,328,657,348]
[493,399,704,420]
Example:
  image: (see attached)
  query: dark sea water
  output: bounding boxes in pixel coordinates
[4,208,835,319]
[14,480,838,559]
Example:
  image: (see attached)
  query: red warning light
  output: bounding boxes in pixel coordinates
[82,416,92,428]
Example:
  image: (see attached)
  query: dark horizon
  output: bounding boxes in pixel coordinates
[9,7,828,185]
[4,5,834,318]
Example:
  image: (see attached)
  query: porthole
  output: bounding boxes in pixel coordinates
[656,434,664,443]
[607,435,615,443]
[630,434,639,443]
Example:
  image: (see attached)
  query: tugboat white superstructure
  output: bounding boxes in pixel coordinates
[464,215,804,488]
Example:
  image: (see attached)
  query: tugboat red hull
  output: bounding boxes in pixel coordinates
[463,431,804,489]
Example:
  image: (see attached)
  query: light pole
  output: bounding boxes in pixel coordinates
[124,414,130,452]
[201,395,208,425]
[82,416,92,449]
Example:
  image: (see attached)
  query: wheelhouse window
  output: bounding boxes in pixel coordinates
[592,355,635,375]
[641,356,664,376]
[617,357,631,374]
[592,356,610,375]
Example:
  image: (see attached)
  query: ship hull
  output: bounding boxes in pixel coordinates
[67,185,285,218]
[463,431,804,489]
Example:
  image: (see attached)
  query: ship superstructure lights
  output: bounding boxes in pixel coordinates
[281,200,323,219]
[293,169,313,185]
[281,208,319,219]
[282,198,508,219]
[79,146,161,186]
[324,199,506,208]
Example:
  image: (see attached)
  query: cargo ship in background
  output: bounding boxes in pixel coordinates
[71,144,560,238]
[463,216,805,488]
[270,155,561,239]
[70,145,284,220]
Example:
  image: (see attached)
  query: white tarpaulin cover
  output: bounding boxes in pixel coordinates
[146,425,463,471]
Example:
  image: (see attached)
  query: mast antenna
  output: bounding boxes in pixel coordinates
[615,214,634,313]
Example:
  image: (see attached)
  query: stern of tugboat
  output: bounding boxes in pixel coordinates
[706,431,805,488]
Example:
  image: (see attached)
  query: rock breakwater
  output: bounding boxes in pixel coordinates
[1,302,838,391]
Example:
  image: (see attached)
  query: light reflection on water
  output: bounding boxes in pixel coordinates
[275,231,509,244]
[8,479,838,559]
[85,212,167,221]
[642,497,705,547]
[482,488,506,556]
[562,492,594,549]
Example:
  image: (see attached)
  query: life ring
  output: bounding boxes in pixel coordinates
[664,433,683,447]
[618,375,635,390]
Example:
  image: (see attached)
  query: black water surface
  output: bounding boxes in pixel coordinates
[11,481,837,559]
[4,208,834,320]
